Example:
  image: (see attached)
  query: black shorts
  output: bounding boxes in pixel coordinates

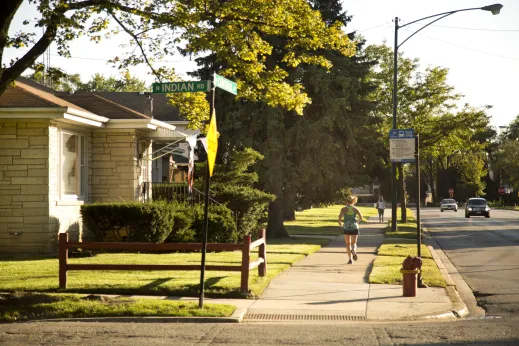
[343,228,359,235]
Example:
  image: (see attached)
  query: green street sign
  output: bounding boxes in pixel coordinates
[214,73,237,95]
[152,81,210,94]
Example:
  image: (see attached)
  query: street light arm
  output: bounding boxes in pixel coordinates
[398,13,453,49]
[399,7,483,29]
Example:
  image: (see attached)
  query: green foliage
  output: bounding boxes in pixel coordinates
[24,68,147,93]
[196,148,275,238]
[495,140,519,187]
[80,202,175,243]
[78,71,147,92]
[1,0,357,119]
[188,204,238,243]
[365,44,493,203]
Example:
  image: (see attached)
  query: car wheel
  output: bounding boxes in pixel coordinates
[455,209,458,212]
[441,209,444,212]
[485,213,490,218]
[465,213,470,218]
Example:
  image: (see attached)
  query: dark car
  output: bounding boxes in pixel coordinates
[465,198,490,218]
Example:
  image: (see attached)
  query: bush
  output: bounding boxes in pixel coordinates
[188,204,238,243]
[81,202,175,243]
[210,183,273,239]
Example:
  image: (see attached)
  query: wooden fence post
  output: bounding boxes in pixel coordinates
[59,233,68,289]
[258,229,266,277]
[240,235,251,293]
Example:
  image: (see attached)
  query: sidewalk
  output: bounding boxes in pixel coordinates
[174,211,465,322]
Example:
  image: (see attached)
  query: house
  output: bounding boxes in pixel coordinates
[79,91,199,183]
[0,78,187,254]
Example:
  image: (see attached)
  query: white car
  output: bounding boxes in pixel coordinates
[440,199,458,212]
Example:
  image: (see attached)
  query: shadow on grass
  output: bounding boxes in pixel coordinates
[285,225,339,235]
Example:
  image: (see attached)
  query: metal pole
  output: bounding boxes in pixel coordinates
[199,73,215,308]
[391,17,399,232]
[416,134,426,288]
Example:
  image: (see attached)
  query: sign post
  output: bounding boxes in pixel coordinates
[150,75,237,308]
[415,134,426,288]
[389,129,415,232]
[200,73,237,309]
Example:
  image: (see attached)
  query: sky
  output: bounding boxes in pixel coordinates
[5,0,518,128]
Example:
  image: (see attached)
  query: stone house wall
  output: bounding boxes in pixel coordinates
[0,119,52,253]
[90,131,152,202]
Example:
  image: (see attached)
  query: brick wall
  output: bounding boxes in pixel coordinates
[0,120,51,253]
[91,131,151,202]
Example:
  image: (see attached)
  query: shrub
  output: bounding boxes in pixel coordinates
[81,202,175,243]
[188,204,238,243]
[210,183,273,239]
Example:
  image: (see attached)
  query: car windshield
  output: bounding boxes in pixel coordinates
[468,199,486,206]
[442,199,455,203]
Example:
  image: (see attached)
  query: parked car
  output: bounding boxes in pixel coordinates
[440,199,458,212]
[465,198,490,218]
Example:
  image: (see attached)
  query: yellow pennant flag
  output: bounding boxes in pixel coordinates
[206,109,218,176]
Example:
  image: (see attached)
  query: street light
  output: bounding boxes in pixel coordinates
[390,4,503,232]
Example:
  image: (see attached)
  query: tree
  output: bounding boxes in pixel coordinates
[190,0,375,238]
[364,44,493,220]
[24,66,146,92]
[1,0,355,122]
[25,65,82,92]
[78,71,147,92]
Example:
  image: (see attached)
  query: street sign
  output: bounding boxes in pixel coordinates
[448,188,454,193]
[389,129,415,163]
[498,187,505,194]
[206,109,218,176]
[152,81,211,93]
[214,73,237,95]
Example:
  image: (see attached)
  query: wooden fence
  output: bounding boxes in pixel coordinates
[59,229,266,293]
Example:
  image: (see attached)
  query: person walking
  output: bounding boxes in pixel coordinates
[338,195,364,264]
[376,196,386,223]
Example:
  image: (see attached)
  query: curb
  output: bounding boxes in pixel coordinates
[31,308,248,324]
[422,227,473,319]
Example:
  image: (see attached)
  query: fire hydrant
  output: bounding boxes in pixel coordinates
[401,256,422,297]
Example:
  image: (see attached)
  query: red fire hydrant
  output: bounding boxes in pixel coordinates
[401,256,423,297]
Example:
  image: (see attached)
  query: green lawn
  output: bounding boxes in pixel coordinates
[0,292,235,323]
[371,210,446,288]
[285,205,378,236]
[0,237,329,299]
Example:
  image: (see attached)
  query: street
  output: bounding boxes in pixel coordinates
[421,207,519,316]
[1,317,519,345]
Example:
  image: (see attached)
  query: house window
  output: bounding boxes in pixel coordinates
[61,131,87,200]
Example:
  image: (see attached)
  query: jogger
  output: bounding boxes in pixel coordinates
[338,195,364,264]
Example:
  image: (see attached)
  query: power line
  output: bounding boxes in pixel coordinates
[430,24,519,32]
[403,28,519,62]
[358,21,390,33]
[7,47,194,64]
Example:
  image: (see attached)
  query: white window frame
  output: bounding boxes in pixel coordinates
[59,129,87,201]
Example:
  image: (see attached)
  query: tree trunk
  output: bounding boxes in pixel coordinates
[283,192,296,221]
[267,197,289,238]
[398,163,407,222]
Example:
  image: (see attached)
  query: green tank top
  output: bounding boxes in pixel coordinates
[343,206,359,231]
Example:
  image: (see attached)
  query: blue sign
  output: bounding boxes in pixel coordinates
[389,129,415,163]
[389,129,414,139]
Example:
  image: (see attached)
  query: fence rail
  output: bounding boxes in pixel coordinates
[58,229,266,293]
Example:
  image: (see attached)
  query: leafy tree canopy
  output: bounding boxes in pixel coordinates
[1,0,356,125]
[25,66,147,92]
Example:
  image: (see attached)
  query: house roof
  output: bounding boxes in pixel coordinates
[58,93,151,120]
[91,92,182,122]
[0,79,91,113]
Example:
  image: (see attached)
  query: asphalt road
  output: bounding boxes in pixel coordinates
[1,318,519,345]
[421,207,519,316]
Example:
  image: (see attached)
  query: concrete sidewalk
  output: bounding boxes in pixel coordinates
[175,211,467,322]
